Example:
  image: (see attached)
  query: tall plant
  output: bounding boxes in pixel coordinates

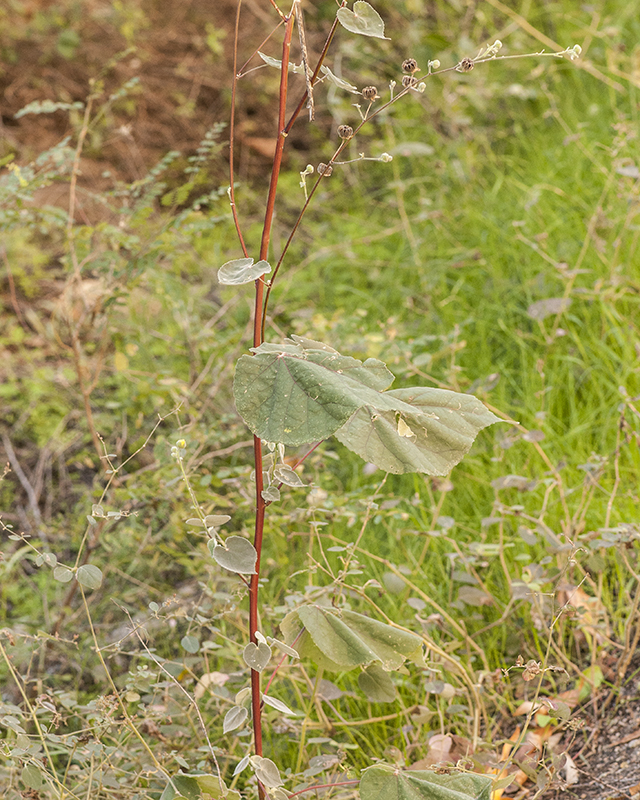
[182,3,582,798]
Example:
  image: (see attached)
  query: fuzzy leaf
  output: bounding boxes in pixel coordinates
[337,1,389,39]
[234,337,394,445]
[320,65,360,93]
[211,536,257,574]
[76,564,103,590]
[218,257,271,286]
[273,464,306,487]
[243,640,272,672]
[223,705,249,734]
[358,664,397,703]
[335,387,499,475]
[359,765,493,800]
[280,605,423,672]
[262,694,296,715]
[53,565,74,583]
[257,51,305,74]
[250,756,283,789]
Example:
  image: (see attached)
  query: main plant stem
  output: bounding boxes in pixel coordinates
[249,4,296,766]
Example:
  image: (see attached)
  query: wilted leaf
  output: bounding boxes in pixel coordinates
[257,51,305,74]
[218,257,271,286]
[223,705,249,734]
[243,641,272,672]
[337,1,389,39]
[77,564,103,590]
[273,464,306,487]
[211,536,257,574]
[319,65,360,93]
[280,605,423,672]
[526,297,571,321]
[359,764,492,800]
[358,664,396,702]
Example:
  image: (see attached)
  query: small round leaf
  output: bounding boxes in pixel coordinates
[77,564,103,590]
[53,566,74,584]
[181,635,200,654]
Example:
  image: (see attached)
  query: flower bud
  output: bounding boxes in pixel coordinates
[429,59,441,70]
[337,124,354,139]
[380,153,393,163]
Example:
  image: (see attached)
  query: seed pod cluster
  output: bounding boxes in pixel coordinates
[458,57,474,72]
[402,58,418,73]
[362,85,378,101]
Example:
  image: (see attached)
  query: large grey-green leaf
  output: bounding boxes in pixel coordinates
[234,337,394,445]
[358,664,397,703]
[77,563,103,590]
[335,387,499,475]
[359,765,493,800]
[337,1,389,39]
[280,605,422,673]
[160,773,240,800]
[223,706,248,734]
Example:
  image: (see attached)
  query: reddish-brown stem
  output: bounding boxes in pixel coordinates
[248,4,296,772]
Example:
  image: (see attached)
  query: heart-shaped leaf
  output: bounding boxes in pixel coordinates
[337,1,389,39]
[359,765,493,800]
[77,564,103,590]
[249,756,283,789]
[280,605,423,672]
[218,258,271,286]
[235,339,497,472]
[243,640,272,672]
[211,536,257,574]
[223,705,249,734]
[358,664,396,703]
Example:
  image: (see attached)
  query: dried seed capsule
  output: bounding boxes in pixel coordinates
[401,75,417,88]
[402,58,418,73]
[337,124,354,140]
[362,85,378,100]
[458,57,474,72]
[317,162,333,176]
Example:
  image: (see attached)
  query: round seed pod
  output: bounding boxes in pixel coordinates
[362,85,378,101]
[402,58,418,73]
[337,124,354,140]
[317,162,333,177]
[458,57,474,72]
[401,75,417,88]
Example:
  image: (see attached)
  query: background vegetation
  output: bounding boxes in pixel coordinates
[1,0,640,798]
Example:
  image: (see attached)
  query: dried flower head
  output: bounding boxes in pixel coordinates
[458,57,474,73]
[362,85,378,101]
[401,75,417,88]
[317,162,333,177]
[402,58,418,73]
[337,124,354,140]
